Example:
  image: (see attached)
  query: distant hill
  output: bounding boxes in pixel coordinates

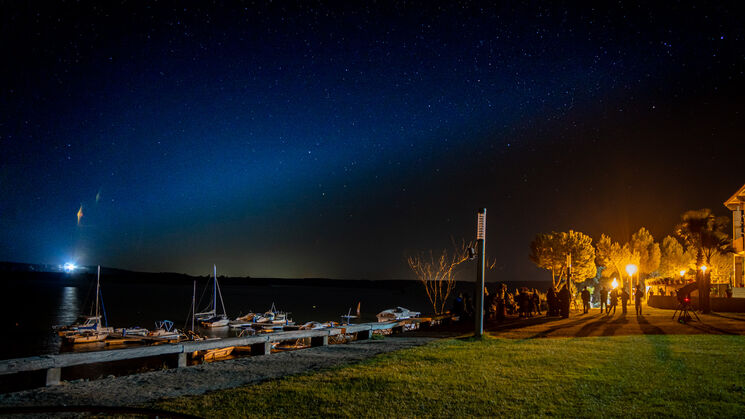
[0,261,418,289]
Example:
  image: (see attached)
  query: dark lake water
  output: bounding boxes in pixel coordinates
[1,275,549,361]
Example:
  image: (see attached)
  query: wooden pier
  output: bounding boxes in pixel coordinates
[0,316,451,388]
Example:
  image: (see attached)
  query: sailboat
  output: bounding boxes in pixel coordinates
[341,302,361,325]
[63,266,113,344]
[198,265,229,328]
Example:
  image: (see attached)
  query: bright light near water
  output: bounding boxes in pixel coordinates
[63,262,77,272]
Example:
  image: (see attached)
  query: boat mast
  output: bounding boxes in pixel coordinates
[213,264,217,316]
[192,279,196,331]
[95,265,101,321]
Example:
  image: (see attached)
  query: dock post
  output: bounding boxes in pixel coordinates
[310,335,328,347]
[356,330,372,340]
[177,353,187,368]
[46,368,61,386]
[250,341,272,355]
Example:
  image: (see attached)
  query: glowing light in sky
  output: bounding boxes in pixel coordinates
[63,262,77,272]
[77,204,83,225]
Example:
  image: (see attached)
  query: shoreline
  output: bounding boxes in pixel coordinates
[0,336,436,408]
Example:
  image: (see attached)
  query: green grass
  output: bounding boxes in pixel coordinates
[154,335,745,418]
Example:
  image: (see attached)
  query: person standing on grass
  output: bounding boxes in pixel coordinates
[635,286,645,315]
[598,286,608,314]
[607,288,618,315]
[620,288,630,314]
[581,287,591,314]
[496,283,507,320]
[559,285,570,318]
[531,289,541,316]
[547,287,557,316]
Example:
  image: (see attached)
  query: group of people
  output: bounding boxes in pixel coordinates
[452,283,647,321]
[452,285,545,321]
[592,286,645,315]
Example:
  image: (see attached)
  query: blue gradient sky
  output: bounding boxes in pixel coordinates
[1,2,743,279]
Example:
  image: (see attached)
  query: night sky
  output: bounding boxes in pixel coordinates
[1,2,743,280]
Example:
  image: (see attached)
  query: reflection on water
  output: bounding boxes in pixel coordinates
[55,287,79,326]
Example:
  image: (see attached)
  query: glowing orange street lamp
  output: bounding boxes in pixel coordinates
[626,264,638,292]
[611,278,619,289]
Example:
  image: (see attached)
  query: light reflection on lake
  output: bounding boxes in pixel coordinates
[55,286,79,326]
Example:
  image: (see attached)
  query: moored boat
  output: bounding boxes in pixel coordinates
[62,266,113,344]
[147,320,181,340]
[197,265,229,328]
[376,306,420,322]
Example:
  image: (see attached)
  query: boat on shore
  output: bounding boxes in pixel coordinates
[376,307,420,322]
[341,302,361,325]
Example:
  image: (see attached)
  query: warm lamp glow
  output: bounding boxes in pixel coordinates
[701,265,707,272]
[611,278,618,289]
[625,264,637,276]
[679,270,686,277]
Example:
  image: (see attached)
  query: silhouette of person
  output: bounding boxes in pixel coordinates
[581,287,591,314]
[635,287,645,315]
[598,286,608,314]
[620,288,630,314]
[559,285,570,318]
[547,287,558,316]
[607,288,618,315]
[532,289,541,316]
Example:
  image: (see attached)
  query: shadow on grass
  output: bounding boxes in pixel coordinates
[520,316,597,340]
[574,315,612,337]
[600,315,629,336]
[709,312,745,323]
[683,320,739,335]
[637,314,665,335]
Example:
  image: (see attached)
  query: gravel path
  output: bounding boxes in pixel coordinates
[0,337,435,409]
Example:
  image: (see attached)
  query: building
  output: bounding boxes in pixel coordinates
[724,183,745,288]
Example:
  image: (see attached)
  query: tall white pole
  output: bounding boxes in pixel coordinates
[475,208,486,337]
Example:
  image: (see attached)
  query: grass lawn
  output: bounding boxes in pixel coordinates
[154,335,745,418]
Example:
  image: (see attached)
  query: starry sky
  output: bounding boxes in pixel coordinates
[1,2,743,280]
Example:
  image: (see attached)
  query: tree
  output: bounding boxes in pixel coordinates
[659,235,694,279]
[595,234,637,288]
[407,240,474,315]
[674,208,733,313]
[629,227,661,280]
[529,232,563,286]
[709,252,734,285]
[562,230,597,283]
[530,230,596,287]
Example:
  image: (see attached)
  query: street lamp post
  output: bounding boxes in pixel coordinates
[700,265,709,313]
[474,208,486,338]
[625,264,638,296]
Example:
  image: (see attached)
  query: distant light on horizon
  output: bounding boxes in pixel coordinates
[63,262,77,273]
